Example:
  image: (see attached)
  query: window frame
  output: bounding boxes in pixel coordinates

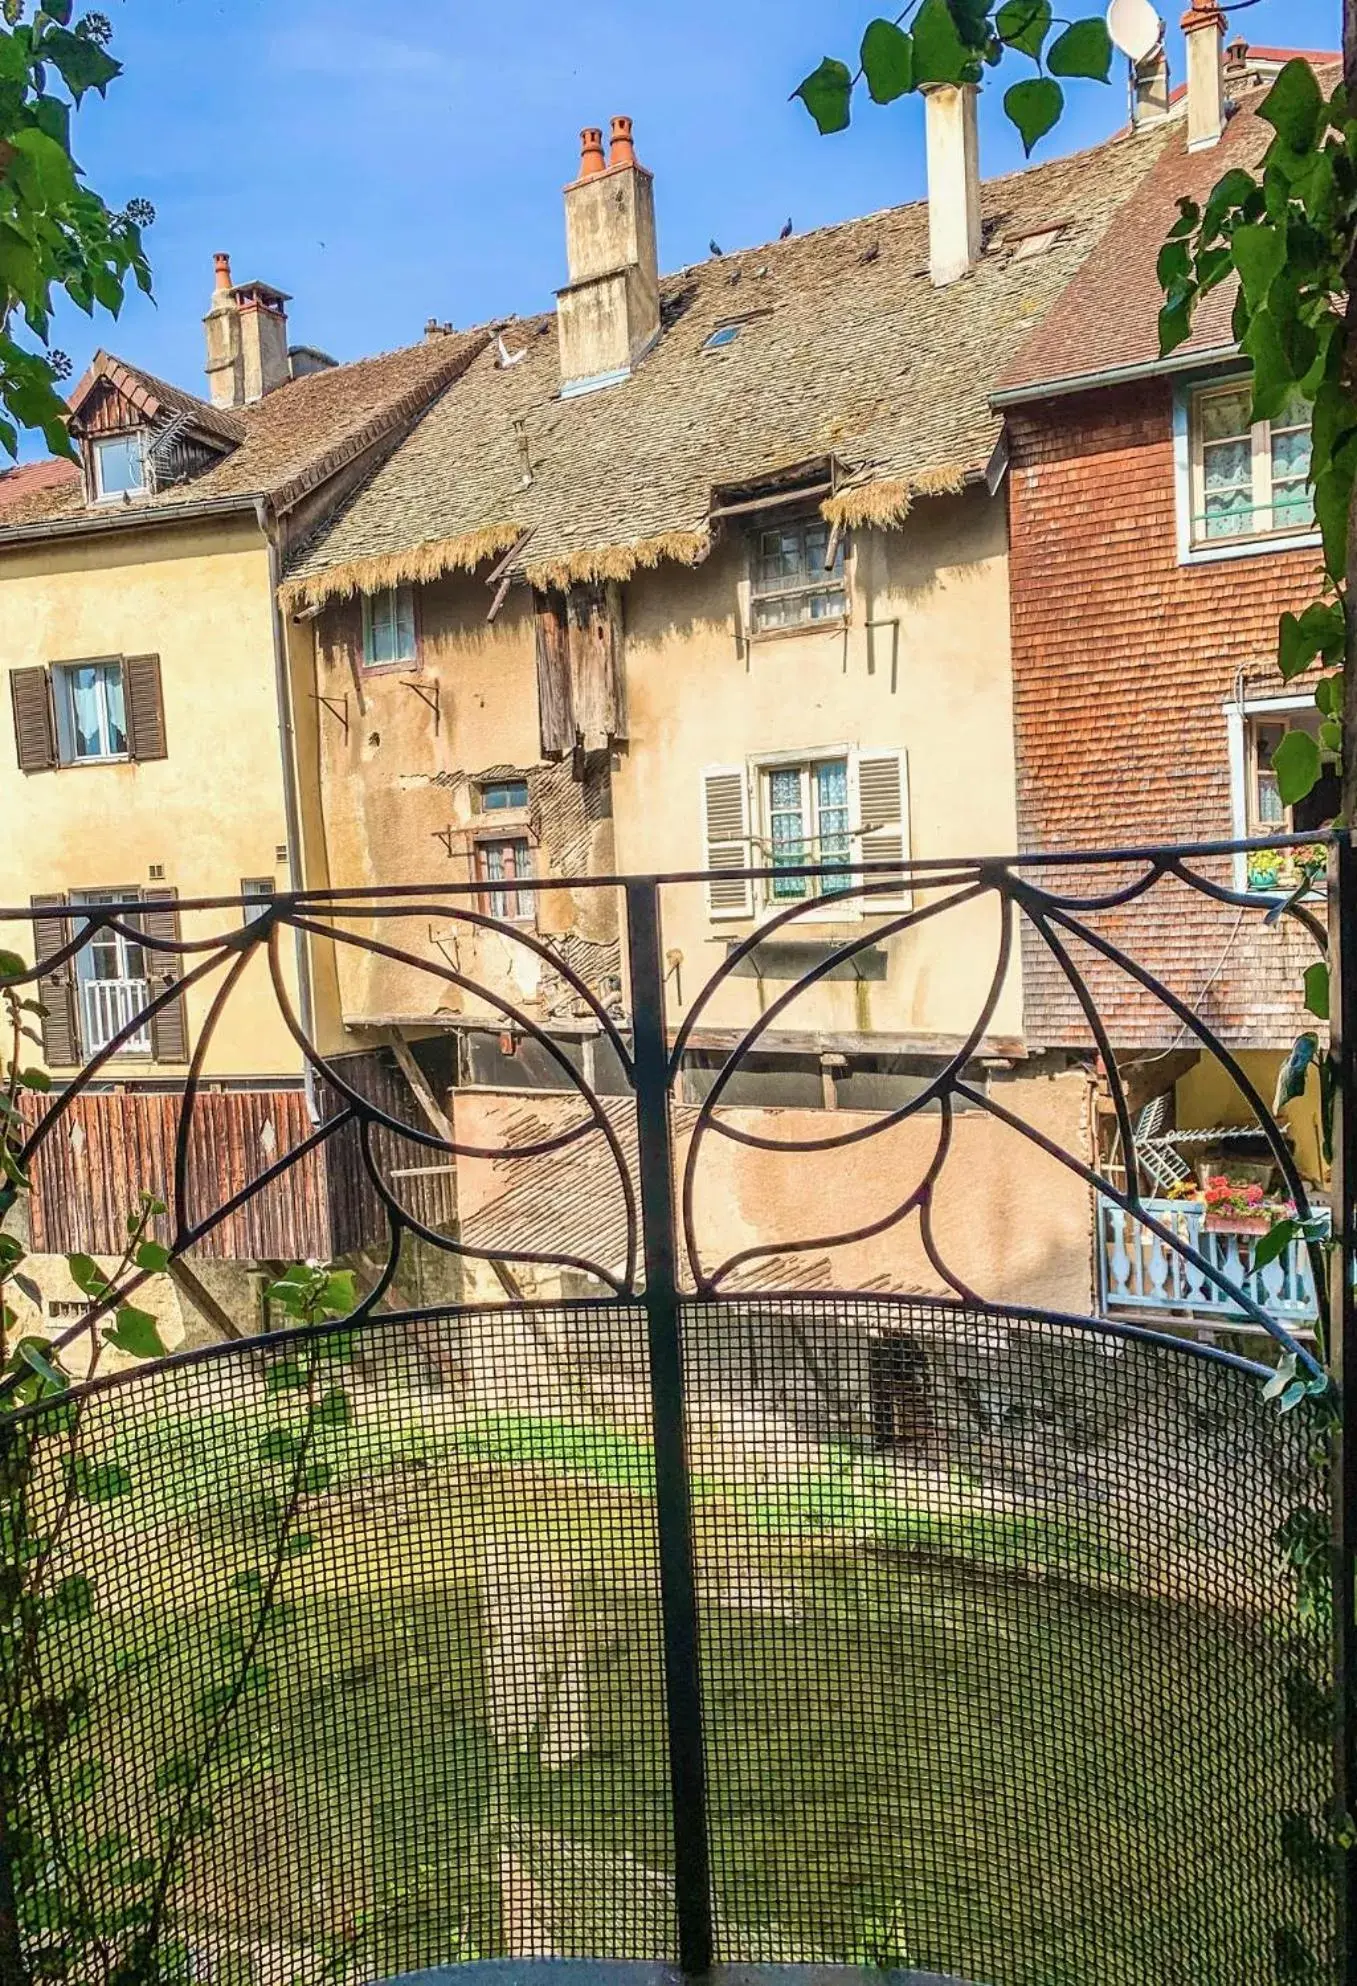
[51,657,129,765]
[69,886,151,1055]
[1176,376,1319,565]
[240,877,276,927]
[758,751,855,912]
[478,778,530,814]
[360,584,420,672]
[1224,692,1328,893]
[745,515,849,639]
[474,834,535,924]
[91,430,147,503]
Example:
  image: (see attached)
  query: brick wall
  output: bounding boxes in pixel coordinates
[1008,379,1324,1049]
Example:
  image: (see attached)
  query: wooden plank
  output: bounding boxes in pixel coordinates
[533,590,574,758]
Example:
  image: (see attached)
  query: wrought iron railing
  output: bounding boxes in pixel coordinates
[0,833,1349,1986]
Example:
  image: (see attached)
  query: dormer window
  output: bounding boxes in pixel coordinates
[92,432,146,502]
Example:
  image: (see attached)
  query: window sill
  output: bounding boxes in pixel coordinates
[746,616,850,646]
[1182,528,1321,567]
[56,754,131,769]
[360,658,421,675]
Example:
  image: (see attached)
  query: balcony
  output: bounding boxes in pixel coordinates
[79,973,151,1053]
[0,844,1340,1986]
[1097,1194,1322,1327]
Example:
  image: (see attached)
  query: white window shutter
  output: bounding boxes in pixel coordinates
[701,764,754,918]
[853,749,912,909]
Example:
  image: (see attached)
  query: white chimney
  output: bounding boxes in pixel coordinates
[1182,0,1226,148]
[923,85,982,287]
[556,116,661,396]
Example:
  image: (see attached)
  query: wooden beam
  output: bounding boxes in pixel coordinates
[382,1028,527,1301]
[166,1257,247,1342]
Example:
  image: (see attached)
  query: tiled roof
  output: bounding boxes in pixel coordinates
[995,66,1341,400]
[0,456,80,517]
[281,123,1170,603]
[0,329,492,536]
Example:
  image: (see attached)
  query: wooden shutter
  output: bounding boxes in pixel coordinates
[124,654,167,761]
[853,749,912,910]
[701,765,754,918]
[10,668,55,772]
[534,590,574,758]
[30,893,78,1066]
[140,887,189,1063]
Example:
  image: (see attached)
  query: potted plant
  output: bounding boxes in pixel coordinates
[1246,849,1283,891]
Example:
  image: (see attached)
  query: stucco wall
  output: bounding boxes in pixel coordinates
[611,492,1021,1045]
[451,1068,1095,1315]
[0,516,303,1077]
[311,490,1022,1060]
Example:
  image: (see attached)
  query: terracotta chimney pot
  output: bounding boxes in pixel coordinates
[608,115,637,170]
[213,251,232,291]
[577,127,606,179]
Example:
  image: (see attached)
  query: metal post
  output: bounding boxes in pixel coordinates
[1332,830,1357,1986]
[625,878,714,1978]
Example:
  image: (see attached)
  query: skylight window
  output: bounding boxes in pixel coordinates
[1010,226,1064,262]
[703,324,742,352]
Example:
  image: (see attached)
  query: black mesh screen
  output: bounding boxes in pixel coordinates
[5,1297,1332,1986]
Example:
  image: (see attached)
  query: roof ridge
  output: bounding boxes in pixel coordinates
[661,120,1160,276]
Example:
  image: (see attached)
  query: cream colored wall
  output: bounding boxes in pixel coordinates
[0,517,303,1077]
[452,1069,1095,1314]
[312,491,1021,1056]
[613,491,1022,1046]
[1175,1048,1325,1186]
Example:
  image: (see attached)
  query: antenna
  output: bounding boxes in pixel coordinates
[1107,0,1163,63]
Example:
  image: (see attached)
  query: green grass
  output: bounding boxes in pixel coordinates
[38,1389,1331,1986]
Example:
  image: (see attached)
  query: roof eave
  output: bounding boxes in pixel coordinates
[990,340,1238,409]
[0,490,265,552]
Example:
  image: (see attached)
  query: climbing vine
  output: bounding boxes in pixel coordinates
[0,947,358,1982]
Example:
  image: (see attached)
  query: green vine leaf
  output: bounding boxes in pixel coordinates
[794,56,853,133]
[103,1305,167,1361]
[1003,76,1062,156]
[994,0,1051,59]
[1045,17,1111,81]
[1271,727,1321,805]
[1303,961,1330,1020]
[861,19,913,102]
[1231,223,1287,310]
[913,0,975,86]
[1258,57,1324,153]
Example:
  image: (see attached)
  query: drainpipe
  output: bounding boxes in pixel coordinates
[255,496,321,1127]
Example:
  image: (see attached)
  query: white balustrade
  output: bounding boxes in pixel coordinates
[81,976,152,1054]
[1097,1196,1321,1325]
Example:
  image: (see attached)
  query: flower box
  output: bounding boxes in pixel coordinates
[1204,1212,1272,1237]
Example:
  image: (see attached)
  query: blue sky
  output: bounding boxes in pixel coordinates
[29,0,1344,439]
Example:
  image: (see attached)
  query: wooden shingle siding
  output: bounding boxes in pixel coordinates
[1008,383,1323,1049]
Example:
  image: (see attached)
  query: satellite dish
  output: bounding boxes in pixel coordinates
[1107,0,1163,63]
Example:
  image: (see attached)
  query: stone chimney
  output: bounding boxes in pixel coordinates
[1181,0,1226,148]
[1132,44,1171,124]
[202,253,292,408]
[556,115,661,397]
[923,85,982,287]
